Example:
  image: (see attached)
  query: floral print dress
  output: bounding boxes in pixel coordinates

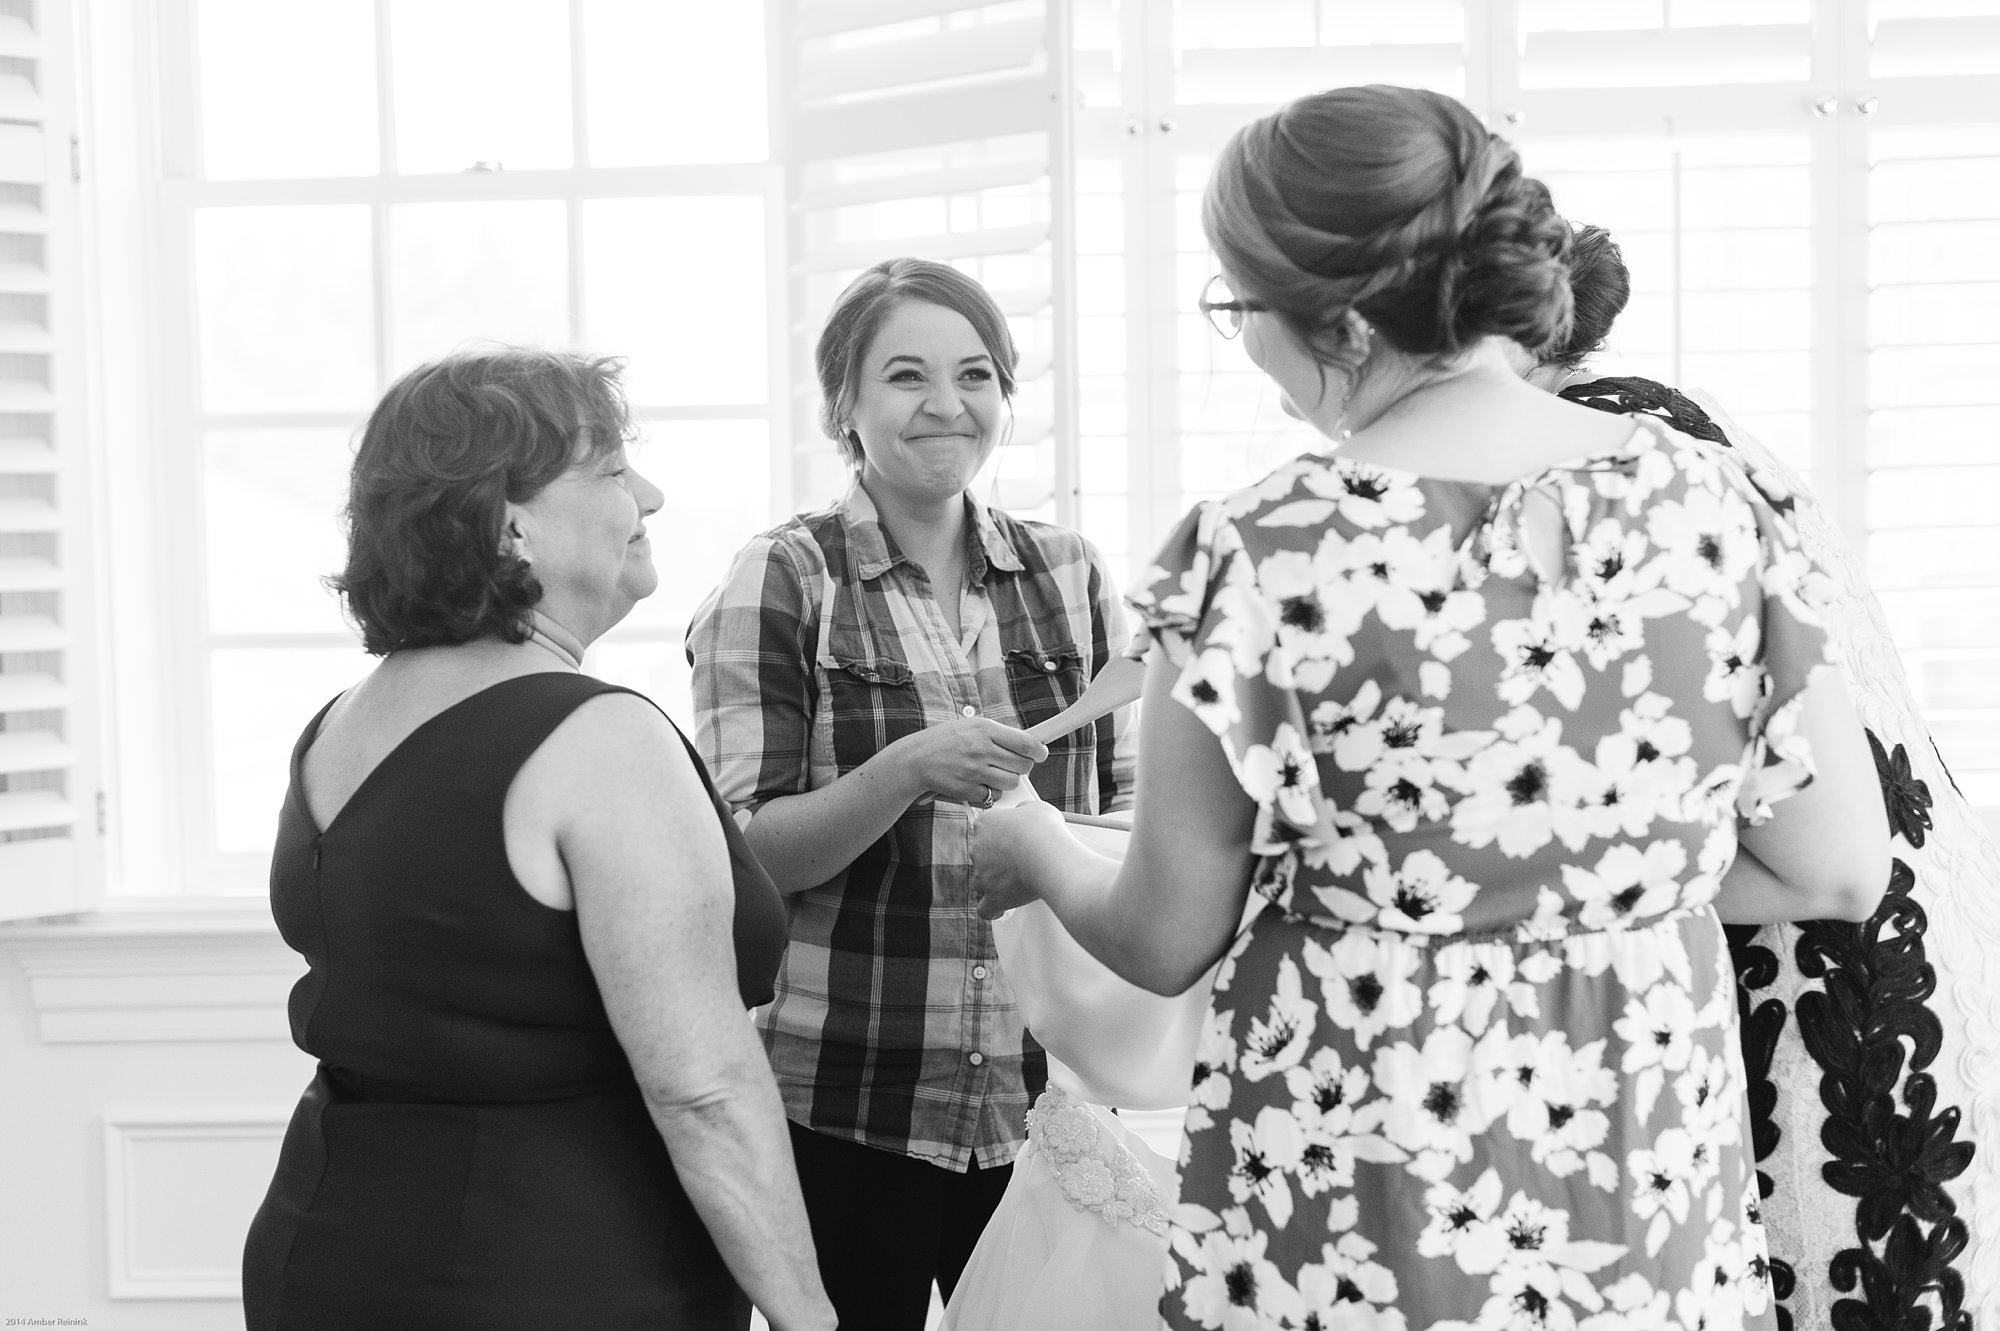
[1127,419,1835,1330]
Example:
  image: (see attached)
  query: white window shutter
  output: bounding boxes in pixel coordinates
[1857,4,2000,818]
[782,0,1076,521]
[0,0,98,920]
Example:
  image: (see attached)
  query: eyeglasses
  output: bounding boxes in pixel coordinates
[1198,273,1266,340]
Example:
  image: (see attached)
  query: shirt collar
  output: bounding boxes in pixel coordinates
[835,481,1026,581]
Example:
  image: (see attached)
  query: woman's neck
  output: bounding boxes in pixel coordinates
[1331,339,1520,438]
[861,476,970,572]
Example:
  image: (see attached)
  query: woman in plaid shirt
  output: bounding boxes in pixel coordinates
[687,258,1136,1329]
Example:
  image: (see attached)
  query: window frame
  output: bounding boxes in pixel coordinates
[88,0,792,901]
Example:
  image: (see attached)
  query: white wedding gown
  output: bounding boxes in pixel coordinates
[945,809,1260,1331]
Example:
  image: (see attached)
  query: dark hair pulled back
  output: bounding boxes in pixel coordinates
[1541,224,1632,370]
[1204,85,1573,362]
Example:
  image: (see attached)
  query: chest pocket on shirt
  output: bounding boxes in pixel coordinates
[823,649,925,776]
[1004,644,1092,805]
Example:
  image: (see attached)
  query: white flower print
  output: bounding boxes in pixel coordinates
[1217,456,1316,520]
[1237,721,1320,831]
[1675,1216,1763,1331]
[1375,524,1486,660]
[1628,1127,1701,1256]
[1672,1043,1739,1147]
[1226,1105,1305,1229]
[1569,520,1690,671]
[1614,982,1699,1120]
[1301,459,1428,530]
[1238,955,1318,1083]
[1336,694,1490,833]
[1284,1046,1369,1135]
[1294,1235,1407,1330]
[1303,806,1389,881]
[1310,679,1385,769]
[1303,931,1424,1050]
[1418,1168,1505,1267]
[1583,695,1700,840]
[1761,543,1834,631]
[1457,1190,1628,1302]
[1702,618,1764,720]
[1257,538,1367,693]
[1494,1032,1620,1184]
[1354,749,1461,835]
[1366,1026,1498,1175]
[1138,552,1211,637]
[1563,925,1695,1007]
[1646,483,1757,625]
[1621,655,1652,697]
[1175,646,1244,737]
[1284,1048,1407,1198]
[1561,841,1688,931]
[1492,592,1591,711]
[1575,1273,1674,1330]
[1172,1217,1306,1330]
[1186,1007,1237,1134]
[1451,707,1599,858]
[1428,941,1543,1034]
[1199,532,1283,681]
[1143,432,1827,1330]
[1341,526,1440,614]
[1360,849,1478,933]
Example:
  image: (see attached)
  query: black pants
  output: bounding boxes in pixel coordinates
[787,1121,1013,1331]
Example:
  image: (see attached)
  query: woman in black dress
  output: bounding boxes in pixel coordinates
[1521,225,1995,1329]
[241,348,835,1331]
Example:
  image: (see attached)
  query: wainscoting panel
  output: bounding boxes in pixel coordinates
[103,1112,288,1299]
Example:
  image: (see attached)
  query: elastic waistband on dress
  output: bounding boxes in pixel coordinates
[1294,902,1717,951]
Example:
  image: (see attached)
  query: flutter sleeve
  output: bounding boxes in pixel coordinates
[1124,502,1328,856]
[1729,457,1842,825]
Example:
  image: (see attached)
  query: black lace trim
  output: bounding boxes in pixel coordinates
[1725,920,1797,1330]
[1790,730,1975,1330]
[1556,375,1730,445]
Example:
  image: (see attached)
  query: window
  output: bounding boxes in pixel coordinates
[0,0,97,921]
[781,0,1068,537]
[1073,0,2000,826]
[105,0,783,896]
[56,0,2000,905]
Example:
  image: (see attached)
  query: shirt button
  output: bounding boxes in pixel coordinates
[968,1051,985,1066]
[972,964,988,981]
[961,704,978,718]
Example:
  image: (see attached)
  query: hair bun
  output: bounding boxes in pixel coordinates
[1439,167,1573,353]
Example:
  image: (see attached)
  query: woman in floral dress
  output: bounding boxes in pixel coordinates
[973,85,1891,1329]
[1521,225,1995,1330]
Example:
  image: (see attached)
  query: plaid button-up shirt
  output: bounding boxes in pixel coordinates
[687,484,1135,1170]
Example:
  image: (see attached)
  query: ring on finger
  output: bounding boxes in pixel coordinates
[980,785,999,810]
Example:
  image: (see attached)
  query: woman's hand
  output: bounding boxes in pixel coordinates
[973,801,1070,919]
[887,716,1049,808]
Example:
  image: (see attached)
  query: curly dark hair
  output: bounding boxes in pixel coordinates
[1540,224,1632,371]
[1204,84,1573,362]
[329,347,635,656]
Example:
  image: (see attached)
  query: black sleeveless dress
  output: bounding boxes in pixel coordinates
[242,672,788,1330]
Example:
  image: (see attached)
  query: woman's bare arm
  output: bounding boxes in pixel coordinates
[746,717,1045,894]
[977,650,1257,995]
[1726,669,1891,924]
[544,695,835,1331]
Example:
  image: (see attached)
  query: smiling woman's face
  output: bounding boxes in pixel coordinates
[848,299,1007,505]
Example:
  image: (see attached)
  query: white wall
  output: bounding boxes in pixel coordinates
[0,918,313,1328]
